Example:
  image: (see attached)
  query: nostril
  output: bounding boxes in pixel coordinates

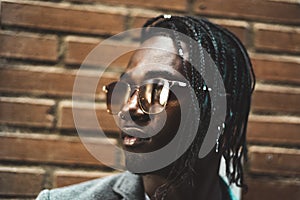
[118,112,126,120]
[118,108,150,125]
[129,109,150,124]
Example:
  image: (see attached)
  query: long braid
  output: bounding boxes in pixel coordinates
[204,20,255,187]
[141,15,255,198]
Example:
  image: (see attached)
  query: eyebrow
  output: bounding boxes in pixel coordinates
[119,72,131,82]
[119,72,126,79]
[144,70,176,79]
[120,70,185,84]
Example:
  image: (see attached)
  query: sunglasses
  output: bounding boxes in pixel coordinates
[103,78,188,115]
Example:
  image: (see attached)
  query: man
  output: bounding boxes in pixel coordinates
[36,15,255,200]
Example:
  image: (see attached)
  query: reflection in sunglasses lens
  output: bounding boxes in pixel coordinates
[107,80,170,115]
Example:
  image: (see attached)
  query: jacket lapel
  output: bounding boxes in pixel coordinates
[113,171,145,200]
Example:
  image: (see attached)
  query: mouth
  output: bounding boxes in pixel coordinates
[121,127,152,147]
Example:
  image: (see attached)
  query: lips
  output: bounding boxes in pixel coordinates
[121,127,151,147]
[123,135,151,146]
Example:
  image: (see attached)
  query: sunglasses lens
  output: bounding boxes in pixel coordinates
[105,79,171,115]
[106,82,130,114]
[139,80,170,114]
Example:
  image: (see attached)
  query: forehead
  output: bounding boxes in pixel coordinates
[123,36,185,82]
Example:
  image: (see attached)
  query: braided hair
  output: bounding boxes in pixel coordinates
[141,15,255,199]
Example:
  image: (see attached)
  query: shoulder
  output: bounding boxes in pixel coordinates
[36,172,129,200]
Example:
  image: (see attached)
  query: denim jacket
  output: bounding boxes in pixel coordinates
[36,171,144,200]
[36,171,235,200]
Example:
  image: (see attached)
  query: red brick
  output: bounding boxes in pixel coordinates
[53,170,115,187]
[0,166,45,196]
[0,31,57,61]
[65,37,101,66]
[252,84,300,114]
[254,24,300,54]
[0,66,117,98]
[251,54,300,84]
[243,177,300,200]
[0,97,55,128]
[194,0,300,24]
[247,115,300,145]
[0,132,117,167]
[248,146,300,176]
[1,1,126,35]
[58,101,119,133]
[68,0,187,11]
[65,36,137,68]
[130,14,155,29]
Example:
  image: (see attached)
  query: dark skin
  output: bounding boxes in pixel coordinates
[118,36,223,200]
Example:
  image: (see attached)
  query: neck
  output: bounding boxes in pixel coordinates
[142,153,222,200]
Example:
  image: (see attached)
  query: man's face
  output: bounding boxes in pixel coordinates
[116,36,190,154]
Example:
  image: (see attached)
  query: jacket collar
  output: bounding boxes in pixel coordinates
[112,172,236,200]
[112,171,145,200]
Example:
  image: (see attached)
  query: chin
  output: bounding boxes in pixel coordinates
[124,151,179,177]
[124,152,148,173]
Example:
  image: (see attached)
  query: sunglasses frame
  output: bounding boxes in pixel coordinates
[103,78,188,115]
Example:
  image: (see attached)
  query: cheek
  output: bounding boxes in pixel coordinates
[166,104,182,132]
[159,103,182,137]
[163,93,193,137]
[166,103,181,124]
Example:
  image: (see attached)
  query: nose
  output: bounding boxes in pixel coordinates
[119,89,150,124]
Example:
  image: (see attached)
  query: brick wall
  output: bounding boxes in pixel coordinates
[0,0,299,199]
